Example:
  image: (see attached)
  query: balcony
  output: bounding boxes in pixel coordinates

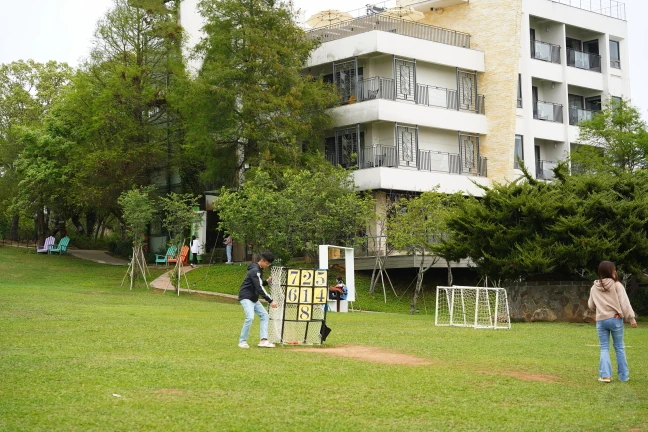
[306,14,471,48]
[358,144,487,176]
[567,48,601,72]
[550,0,626,21]
[536,160,557,180]
[610,59,621,69]
[568,106,596,125]
[531,40,561,64]
[534,100,564,123]
[352,76,485,114]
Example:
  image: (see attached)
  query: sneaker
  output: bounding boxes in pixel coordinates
[258,340,275,348]
[598,377,611,383]
[238,342,249,349]
[190,264,195,268]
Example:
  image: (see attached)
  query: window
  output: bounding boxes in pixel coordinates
[514,135,524,169]
[517,74,522,108]
[610,40,621,69]
[611,96,622,109]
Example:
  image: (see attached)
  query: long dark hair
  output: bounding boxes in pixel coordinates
[598,260,618,288]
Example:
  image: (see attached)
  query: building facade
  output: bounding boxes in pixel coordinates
[308,0,630,191]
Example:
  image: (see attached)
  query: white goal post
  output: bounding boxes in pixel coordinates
[435,286,511,330]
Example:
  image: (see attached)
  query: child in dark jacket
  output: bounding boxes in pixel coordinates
[237,252,277,348]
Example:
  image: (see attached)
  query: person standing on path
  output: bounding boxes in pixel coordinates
[588,260,637,383]
[190,235,200,268]
[224,234,233,264]
[238,252,277,348]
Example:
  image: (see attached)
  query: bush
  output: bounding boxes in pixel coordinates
[106,238,133,259]
[630,285,648,317]
[201,248,227,264]
[66,232,114,250]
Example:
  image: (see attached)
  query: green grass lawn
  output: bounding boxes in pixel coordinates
[184,263,431,314]
[1,246,647,431]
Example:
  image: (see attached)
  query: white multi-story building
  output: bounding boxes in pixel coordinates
[306,0,630,193]
[179,0,631,261]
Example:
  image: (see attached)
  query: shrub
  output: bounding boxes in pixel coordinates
[201,248,227,264]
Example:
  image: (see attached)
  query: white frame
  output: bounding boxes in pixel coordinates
[318,244,356,312]
[435,286,511,330]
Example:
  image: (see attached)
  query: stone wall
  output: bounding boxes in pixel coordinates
[507,281,595,322]
[419,0,523,183]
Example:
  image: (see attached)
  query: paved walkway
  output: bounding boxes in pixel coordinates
[68,249,130,265]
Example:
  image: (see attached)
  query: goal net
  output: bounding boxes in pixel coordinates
[267,266,328,344]
[435,286,511,329]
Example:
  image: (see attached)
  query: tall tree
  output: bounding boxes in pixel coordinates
[187,0,338,189]
[55,0,187,227]
[571,98,648,173]
[386,190,456,314]
[0,60,72,241]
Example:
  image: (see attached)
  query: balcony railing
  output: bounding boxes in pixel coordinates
[531,40,561,64]
[536,160,557,180]
[358,145,487,177]
[353,76,485,114]
[307,14,471,48]
[569,106,596,125]
[357,76,395,101]
[550,0,626,21]
[359,144,398,168]
[567,48,601,72]
[534,100,564,123]
[610,59,621,69]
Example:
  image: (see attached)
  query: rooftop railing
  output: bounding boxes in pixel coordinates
[550,0,626,21]
[307,14,471,49]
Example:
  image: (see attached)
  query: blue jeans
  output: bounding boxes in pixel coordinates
[239,299,268,343]
[596,317,629,381]
[226,245,232,263]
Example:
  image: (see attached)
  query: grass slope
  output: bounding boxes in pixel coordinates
[1,246,647,431]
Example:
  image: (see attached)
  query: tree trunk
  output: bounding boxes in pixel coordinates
[71,213,86,235]
[447,260,453,286]
[9,215,19,241]
[86,210,97,237]
[410,253,425,314]
[369,255,379,295]
[36,209,47,246]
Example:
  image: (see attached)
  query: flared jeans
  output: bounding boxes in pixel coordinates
[596,317,629,381]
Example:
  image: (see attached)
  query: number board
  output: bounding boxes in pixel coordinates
[283,269,328,322]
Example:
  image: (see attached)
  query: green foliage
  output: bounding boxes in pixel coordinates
[45,0,187,219]
[387,190,458,312]
[445,169,648,282]
[158,192,199,247]
[185,0,338,188]
[118,187,156,248]
[0,60,73,238]
[572,98,648,173]
[216,167,373,263]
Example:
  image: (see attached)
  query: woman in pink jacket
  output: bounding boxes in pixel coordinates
[588,261,638,383]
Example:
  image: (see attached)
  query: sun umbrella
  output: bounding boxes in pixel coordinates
[306,9,353,29]
[380,6,425,22]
